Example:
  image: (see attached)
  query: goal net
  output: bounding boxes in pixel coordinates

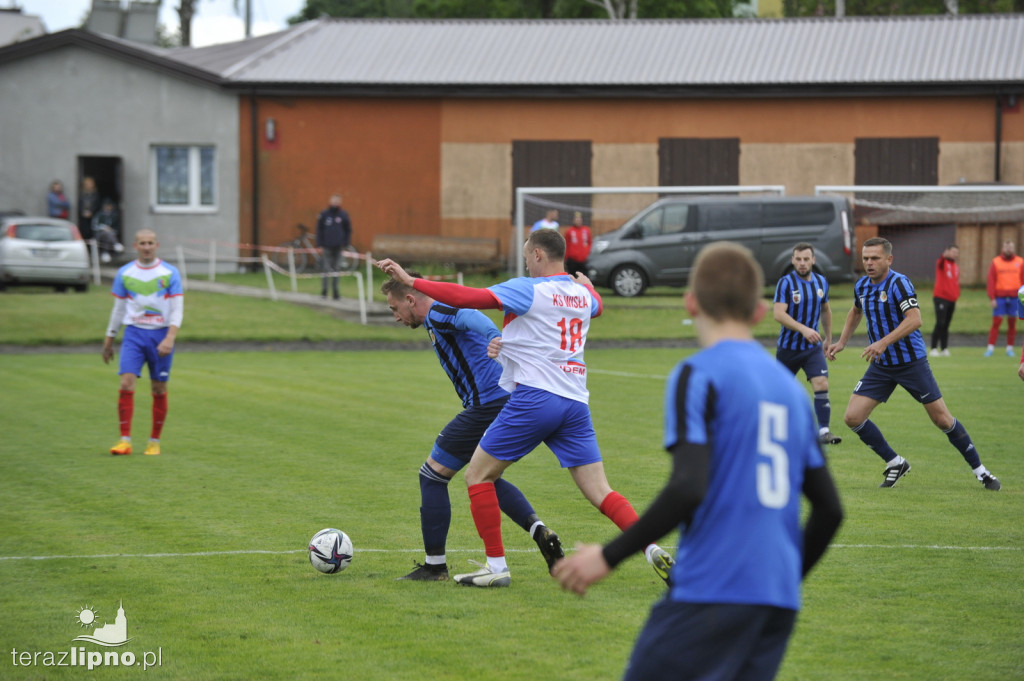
[815,185,1024,285]
[513,185,786,276]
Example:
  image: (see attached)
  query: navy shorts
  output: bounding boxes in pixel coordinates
[623,600,796,681]
[119,325,174,382]
[776,346,828,382]
[479,385,602,468]
[993,296,1018,317]
[429,396,509,471]
[853,357,942,404]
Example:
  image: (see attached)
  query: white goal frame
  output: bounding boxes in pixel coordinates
[513,185,786,277]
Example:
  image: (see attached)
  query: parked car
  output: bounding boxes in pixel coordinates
[586,195,855,297]
[0,216,90,292]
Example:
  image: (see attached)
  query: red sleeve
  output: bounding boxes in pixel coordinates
[413,279,502,309]
[582,281,603,317]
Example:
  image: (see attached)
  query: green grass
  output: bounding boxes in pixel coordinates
[1,346,1022,680]
[0,272,1000,346]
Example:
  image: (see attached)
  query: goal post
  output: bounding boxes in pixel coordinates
[814,185,1024,285]
[513,185,786,277]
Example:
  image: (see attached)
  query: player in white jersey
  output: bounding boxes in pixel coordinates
[377,229,674,588]
[102,230,184,456]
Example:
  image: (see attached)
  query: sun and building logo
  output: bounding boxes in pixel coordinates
[73,600,132,646]
[7,600,162,671]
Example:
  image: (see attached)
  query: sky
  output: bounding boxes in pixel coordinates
[10,0,307,47]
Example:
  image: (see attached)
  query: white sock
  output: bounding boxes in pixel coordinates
[425,555,446,566]
[486,556,508,573]
[819,426,830,436]
[888,455,906,467]
[644,545,660,563]
[528,521,544,539]
[972,465,989,479]
[987,344,995,351]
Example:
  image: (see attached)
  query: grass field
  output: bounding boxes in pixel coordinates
[1,337,1022,679]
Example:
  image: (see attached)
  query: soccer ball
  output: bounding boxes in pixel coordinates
[307,528,353,574]
[1018,284,1024,306]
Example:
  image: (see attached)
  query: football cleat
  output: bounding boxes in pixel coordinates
[453,560,510,588]
[979,473,1002,491]
[533,525,564,574]
[396,561,449,581]
[983,348,994,357]
[818,431,842,445]
[144,440,161,456]
[647,546,675,586]
[109,439,132,456]
[1007,347,1016,358]
[879,460,911,488]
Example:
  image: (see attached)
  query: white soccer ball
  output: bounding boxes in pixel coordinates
[307,528,353,574]
[1018,284,1024,306]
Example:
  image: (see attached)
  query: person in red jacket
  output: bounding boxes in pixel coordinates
[930,245,960,357]
[563,211,592,275]
[985,240,1024,357]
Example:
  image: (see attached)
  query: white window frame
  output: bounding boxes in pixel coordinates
[150,144,217,213]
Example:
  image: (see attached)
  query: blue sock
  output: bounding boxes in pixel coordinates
[419,463,452,558]
[494,477,538,532]
[851,419,899,463]
[944,419,982,469]
[813,391,831,432]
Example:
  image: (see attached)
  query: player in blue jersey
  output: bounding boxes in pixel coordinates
[377,229,674,588]
[381,274,564,581]
[554,241,843,681]
[773,243,841,446]
[102,229,183,457]
[826,237,1001,490]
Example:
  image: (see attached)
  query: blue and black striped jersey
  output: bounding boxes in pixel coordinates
[423,303,508,408]
[853,270,927,366]
[774,271,829,351]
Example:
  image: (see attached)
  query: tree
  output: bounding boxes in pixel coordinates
[290,0,734,20]
[178,0,196,46]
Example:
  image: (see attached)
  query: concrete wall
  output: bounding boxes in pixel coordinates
[0,45,239,267]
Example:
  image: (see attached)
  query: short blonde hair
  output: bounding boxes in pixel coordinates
[690,242,764,322]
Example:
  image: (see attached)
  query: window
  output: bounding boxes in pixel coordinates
[638,204,689,236]
[763,202,835,227]
[152,145,216,211]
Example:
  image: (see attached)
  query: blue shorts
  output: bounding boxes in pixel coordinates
[119,326,174,382]
[430,396,509,471]
[993,296,1018,317]
[623,600,796,681]
[776,346,828,382]
[853,357,941,404]
[478,385,602,468]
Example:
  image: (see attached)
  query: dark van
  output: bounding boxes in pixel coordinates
[586,195,854,297]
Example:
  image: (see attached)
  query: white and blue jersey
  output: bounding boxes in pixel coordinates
[854,269,927,366]
[422,303,507,408]
[664,340,824,611]
[111,259,183,329]
[487,274,602,404]
[774,271,829,351]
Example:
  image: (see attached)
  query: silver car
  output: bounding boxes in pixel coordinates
[0,216,90,292]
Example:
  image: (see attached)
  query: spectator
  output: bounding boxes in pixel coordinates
[929,245,960,357]
[985,240,1024,357]
[92,198,123,263]
[563,211,592,274]
[47,180,70,219]
[315,193,352,300]
[78,176,100,241]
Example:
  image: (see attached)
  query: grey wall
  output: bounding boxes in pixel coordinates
[0,44,240,268]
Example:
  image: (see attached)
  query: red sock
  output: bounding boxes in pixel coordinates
[1008,318,1017,347]
[599,491,639,531]
[468,483,504,558]
[118,390,134,438]
[151,392,168,440]
[989,318,1003,345]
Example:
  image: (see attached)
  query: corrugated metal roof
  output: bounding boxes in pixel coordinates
[170,15,1024,88]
